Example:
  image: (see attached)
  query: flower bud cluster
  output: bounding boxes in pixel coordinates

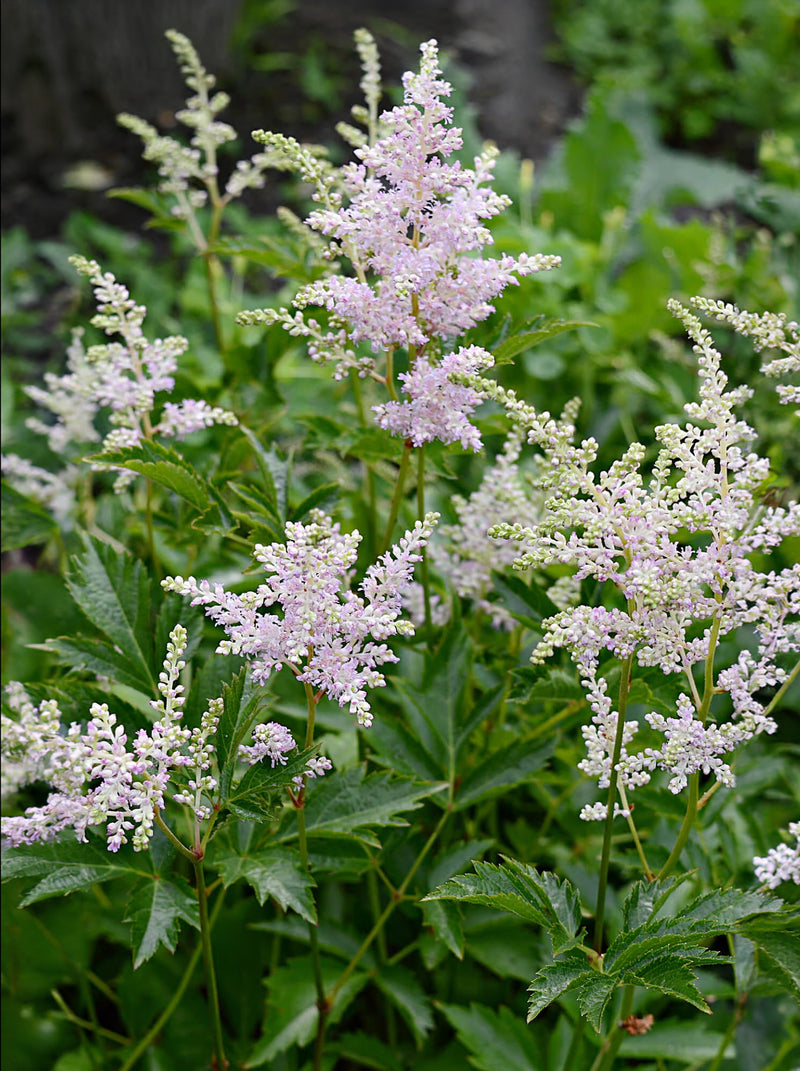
[3,258,237,507]
[0,627,220,851]
[754,822,800,889]
[163,509,438,727]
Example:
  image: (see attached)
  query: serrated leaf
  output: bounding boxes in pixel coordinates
[453,737,555,810]
[437,1002,544,1071]
[277,766,446,842]
[34,634,155,694]
[91,439,210,511]
[575,971,622,1032]
[492,320,597,364]
[227,748,313,821]
[624,956,711,1017]
[238,427,289,523]
[1,480,57,551]
[742,916,800,1000]
[216,669,265,799]
[245,956,368,1066]
[368,716,445,781]
[329,1032,403,1071]
[373,964,433,1046]
[422,899,464,959]
[424,858,582,953]
[65,534,156,691]
[124,876,200,968]
[214,844,316,923]
[1,837,150,905]
[491,572,561,624]
[527,947,593,1020]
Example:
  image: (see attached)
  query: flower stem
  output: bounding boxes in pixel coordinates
[593,653,634,953]
[327,806,451,1004]
[417,445,432,635]
[381,440,413,552]
[589,985,635,1071]
[193,857,228,1071]
[657,771,699,880]
[705,998,743,1071]
[118,889,226,1071]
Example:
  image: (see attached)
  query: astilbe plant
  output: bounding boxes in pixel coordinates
[2,25,799,1071]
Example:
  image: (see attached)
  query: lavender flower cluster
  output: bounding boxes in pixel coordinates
[163,509,438,727]
[1,625,329,851]
[471,300,799,818]
[2,257,237,507]
[238,38,559,452]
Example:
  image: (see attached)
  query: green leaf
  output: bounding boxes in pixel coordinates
[34,634,155,694]
[290,482,339,521]
[238,427,289,523]
[214,844,316,923]
[424,858,583,954]
[618,1019,734,1063]
[216,669,264,799]
[277,766,447,842]
[742,915,800,1001]
[124,876,200,968]
[490,572,561,626]
[492,320,597,364]
[227,748,314,821]
[1,480,57,551]
[65,534,156,691]
[574,971,622,1032]
[1,837,149,905]
[422,900,464,960]
[329,1032,404,1071]
[245,956,368,1066]
[453,737,555,810]
[91,439,210,511]
[437,1002,545,1071]
[527,948,593,1020]
[373,964,433,1046]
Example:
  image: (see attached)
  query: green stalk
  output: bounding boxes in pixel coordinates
[380,441,413,552]
[327,807,451,1004]
[117,889,226,1071]
[299,671,327,1071]
[416,445,432,635]
[193,857,228,1071]
[593,652,634,953]
[658,605,722,880]
[589,985,635,1071]
[704,999,743,1071]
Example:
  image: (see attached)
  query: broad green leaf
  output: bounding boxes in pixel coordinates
[742,916,800,1001]
[227,748,313,821]
[290,482,339,521]
[424,858,583,953]
[426,839,495,891]
[624,956,711,1017]
[91,439,210,512]
[216,669,265,799]
[422,900,464,959]
[466,919,542,981]
[368,716,445,781]
[238,427,289,522]
[277,766,447,842]
[511,666,585,705]
[65,535,155,691]
[527,947,593,1020]
[492,319,597,364]
[250,915,372,964]
[575,971,622,1032]
[1,480,57,551]
[373,964,433,1046]
[329,1032,403,1071]
[490,572,561,626]
[124,876,200,968]
[453,737,555,810]
[618,1020,734,1063]
[34,634,155,694]
[391,623,484,781]
[437,1002,544,1071]
[245,956,368,1066]
[1,837,150,905]
[214,844,316,923]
